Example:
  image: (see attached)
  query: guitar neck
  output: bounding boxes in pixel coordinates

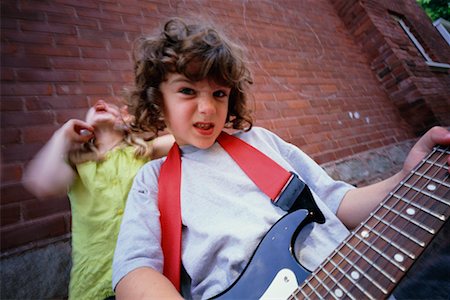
[294,144,450,300]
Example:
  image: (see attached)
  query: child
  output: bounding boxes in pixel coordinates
[22,99,174,299]
[111,18,450,299]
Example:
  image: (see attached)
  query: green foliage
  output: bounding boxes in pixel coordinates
[416,0,450,21]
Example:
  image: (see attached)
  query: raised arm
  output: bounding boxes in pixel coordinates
[151,134,175,159]
[22,119,94,199]
[337,126,450,229]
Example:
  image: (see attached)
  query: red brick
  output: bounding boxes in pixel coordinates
[55,108,90,123]
[2,111,54,127]
[52,0,98,9]
[1,98,24,111]
[23,197,70,221]
[1,29,53,45]
[0,128,21,144]
[55,83,111,95]
[79,70,123,82]
[78,28,125,40]
[1,54,50,69]
[22,124,60,143]
[0,183,34,205]
[0,215,69,251]
[20,20,76,35]
[75,7,121,21]
[1,163,23,184]
[81,48,128,59]
[46,12,97,28]
[17,70,79,82]
[55,36,106,48]
[24,44,80,57]
[1,143,44,163]
[19,1,73,15]
[25,95,88,110]
[1,83,53,96]
[0,204,21,226]
[0,4,46,22]
[0,67,15,81]
[51,57,109,70]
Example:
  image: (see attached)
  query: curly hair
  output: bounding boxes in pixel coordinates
[125,18,254,136]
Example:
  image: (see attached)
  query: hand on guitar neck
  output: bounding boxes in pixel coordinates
[337,126,450,230]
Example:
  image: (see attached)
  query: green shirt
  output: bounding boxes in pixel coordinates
[67,145,148,300]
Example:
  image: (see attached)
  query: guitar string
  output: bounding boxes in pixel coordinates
[294,146,449,300]
[306,146,442,300]
[362,145,447,295]
[361,145,448,296]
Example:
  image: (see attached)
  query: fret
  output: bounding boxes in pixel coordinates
[328,257,375,300]
[288,291,299,300]
[389,192,445,221]
[423,158,447,169]
[365,216,425,258]
[312,273,338,300]
[303,279,323,299]
[391,187,448,222]
[297,286,309,299]
[403,183,450,206]
[372,214,426,247]
[381,203,435,234]
[412,171,450,189]
[361,224,415,259]
[354,233,406,273]
[335,250,386,296]
[345,240,396,283]
[320,266,356,300]
[295,145,449,300]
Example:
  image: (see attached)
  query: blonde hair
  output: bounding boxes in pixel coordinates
[68,108,153,165]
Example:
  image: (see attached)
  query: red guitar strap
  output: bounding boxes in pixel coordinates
[158,131,294,291]
[158,143,182,290]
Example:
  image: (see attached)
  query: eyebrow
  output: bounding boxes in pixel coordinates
[167,75,192,85]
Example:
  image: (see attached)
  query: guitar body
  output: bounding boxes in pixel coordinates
[213,209,312,299]
[211,144,449,300]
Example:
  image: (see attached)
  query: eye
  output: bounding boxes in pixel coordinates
[179,87,195,95]
[213,90,228,98]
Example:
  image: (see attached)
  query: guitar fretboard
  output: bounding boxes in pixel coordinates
[292,145,450,300]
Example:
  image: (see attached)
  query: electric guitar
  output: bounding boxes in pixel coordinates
[213,144,450,299]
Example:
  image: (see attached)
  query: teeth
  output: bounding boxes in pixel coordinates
[195,123,212,129]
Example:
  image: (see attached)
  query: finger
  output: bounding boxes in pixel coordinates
[415,126,450,153]
[71,119,95,133]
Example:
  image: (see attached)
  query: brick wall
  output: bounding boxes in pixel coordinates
[1,0,448,257]
[331,0,450,135]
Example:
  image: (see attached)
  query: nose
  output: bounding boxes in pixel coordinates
[198,95,216,115]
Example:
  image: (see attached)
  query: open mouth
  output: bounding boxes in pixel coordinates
[95,104,107,113]
[194,122,214,130]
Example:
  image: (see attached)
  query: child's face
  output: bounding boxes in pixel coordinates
[85,100,121,127]
[160,73,230,149]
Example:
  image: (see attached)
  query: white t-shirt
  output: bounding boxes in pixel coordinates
[112,127,353,299]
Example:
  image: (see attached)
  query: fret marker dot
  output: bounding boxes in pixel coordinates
[361,230,370,238]
[394,253,405,263]
[406,208,416,215]
[351,271,360,280]
[427,184,436,191]
[334,288,343,298]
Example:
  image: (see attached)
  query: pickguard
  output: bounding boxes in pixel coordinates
[212,209,313,299]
